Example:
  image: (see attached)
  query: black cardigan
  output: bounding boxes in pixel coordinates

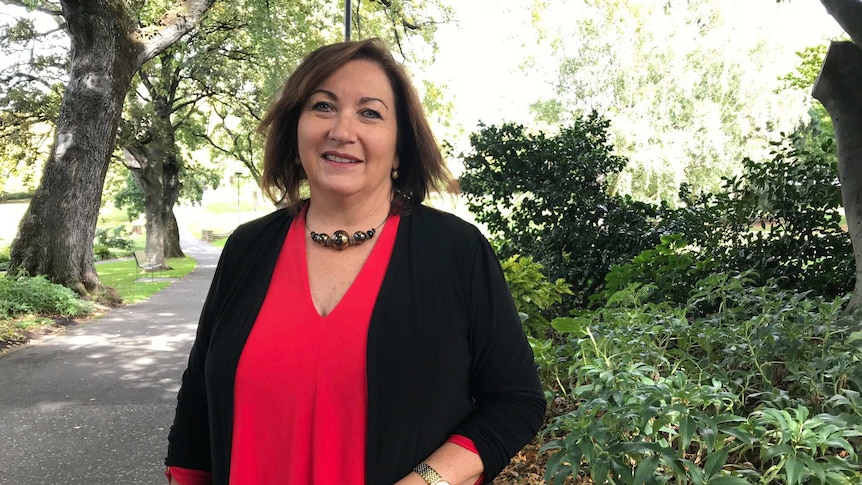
[165,205,546,484]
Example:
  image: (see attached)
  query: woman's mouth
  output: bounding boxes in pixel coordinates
[324,154,360,164]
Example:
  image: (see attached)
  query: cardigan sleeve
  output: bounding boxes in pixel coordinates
[451,236,546,481]
[164,235,235,472]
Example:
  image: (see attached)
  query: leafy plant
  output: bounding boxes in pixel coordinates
[0,274,93,319]
[0,245,9,272]
[460,114,666,308]
[501,253,573,337]
[532,277,862,484]
[675,132,852,299]
[93,225,133,261]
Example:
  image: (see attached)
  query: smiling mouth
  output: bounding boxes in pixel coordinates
[324,154,360,164]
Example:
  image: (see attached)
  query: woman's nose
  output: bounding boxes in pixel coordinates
[328,113,357,143]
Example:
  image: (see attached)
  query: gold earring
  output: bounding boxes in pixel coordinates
[391,168,399,180]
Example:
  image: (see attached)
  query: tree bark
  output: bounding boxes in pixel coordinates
[8,0,213,297]
[820,0,862,47]
[9,1,138,295]
[122,123,183,270]
[812,41,862,308]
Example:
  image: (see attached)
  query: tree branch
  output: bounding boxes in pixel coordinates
[1,0,63,16]
[171,91,214,115]
[132,0,217,69]
[820,0,862,47]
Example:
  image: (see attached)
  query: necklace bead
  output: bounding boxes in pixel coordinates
[306,216,386,251]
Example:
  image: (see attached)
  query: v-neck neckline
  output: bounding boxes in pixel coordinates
[295,208,397,319]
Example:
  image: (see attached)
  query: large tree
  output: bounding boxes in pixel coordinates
[3,0,215,297]
[528,0,811,204]
[808,0,862,308]
[198,0,453,188]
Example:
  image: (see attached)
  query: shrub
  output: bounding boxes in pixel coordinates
[500,253,573,338]
[94,225,133,254]
[460,113,666,308]
[0,275,94,319]
[0,245,9,272]
[93,244,112,261]
[535,279,862,484]
[674,132,852,300]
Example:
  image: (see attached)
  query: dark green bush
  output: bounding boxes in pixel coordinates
[93,244,112,261]
[0,275,94,319]
[460,113,666,308]
[674,132,852,300]
[94,225,133,252]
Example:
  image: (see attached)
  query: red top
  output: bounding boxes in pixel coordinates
[167,210,481,484]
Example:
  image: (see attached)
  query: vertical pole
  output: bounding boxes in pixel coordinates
[235,171,242,228]
[345,0,352,41]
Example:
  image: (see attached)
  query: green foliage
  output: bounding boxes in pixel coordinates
[675,132,852,299]
[535,279,862,484]
[528,0,800,202]
[0,275,94,319]
[97,256,196,304]
[0,245,9,272]
[598,234,713,306]
[500,253,572,337]
[459,113,665,308]
[94,226,133,251]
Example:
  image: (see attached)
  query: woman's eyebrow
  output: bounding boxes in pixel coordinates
[359,97,389,109]
[310,88,337,100]
[310,89,389,110]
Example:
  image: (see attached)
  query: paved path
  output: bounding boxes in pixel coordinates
[0,234,222,485]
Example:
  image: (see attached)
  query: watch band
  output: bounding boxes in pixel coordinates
[413,462,447,485]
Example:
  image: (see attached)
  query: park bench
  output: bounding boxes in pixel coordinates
[201,229,233,243]
[133,250,163,281]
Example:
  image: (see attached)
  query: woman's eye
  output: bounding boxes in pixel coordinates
[311,101,333,112]
[361,108,382,119]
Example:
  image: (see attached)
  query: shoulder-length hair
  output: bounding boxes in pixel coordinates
[259,38,456,213]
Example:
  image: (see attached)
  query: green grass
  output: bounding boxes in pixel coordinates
[211,237,228,248]
[97,256,197,304]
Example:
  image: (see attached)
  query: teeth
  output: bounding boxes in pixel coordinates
[324,154,357,163]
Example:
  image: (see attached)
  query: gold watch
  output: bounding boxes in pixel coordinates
[413,462,451,485]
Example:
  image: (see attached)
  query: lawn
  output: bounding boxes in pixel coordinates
[97,256,197,304]
[0,256,197,352]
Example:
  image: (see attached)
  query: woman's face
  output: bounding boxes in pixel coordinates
[297,59,398,205]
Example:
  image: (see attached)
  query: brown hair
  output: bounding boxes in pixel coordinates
[259,38,455,212]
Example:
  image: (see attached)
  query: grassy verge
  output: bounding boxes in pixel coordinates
[211,237,228,248]
[97,256,197,304]
[0,256,197,353]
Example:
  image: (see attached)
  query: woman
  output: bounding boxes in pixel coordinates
[165,39,545,485]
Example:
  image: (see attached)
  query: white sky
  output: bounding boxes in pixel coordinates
[424,0,846,144]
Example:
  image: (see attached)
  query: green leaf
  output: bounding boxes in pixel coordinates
[708,477,751,485]
[553,464,572,485]
[704,448,729,478]
[785,453,803,485]
[551,317,581,334]
[763,444,794,462]
[591,459,611,485]
[632,455,660,485]
[680,415,696,452]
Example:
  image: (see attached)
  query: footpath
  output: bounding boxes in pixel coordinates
[0,233,222,485]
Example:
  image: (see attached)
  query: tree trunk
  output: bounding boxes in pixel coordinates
[9,1,138,296]
[820,0,862,47]
[7,0,214,297]
[165,210,184,258]
[812,41,862,309]
[122,134,183,269]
